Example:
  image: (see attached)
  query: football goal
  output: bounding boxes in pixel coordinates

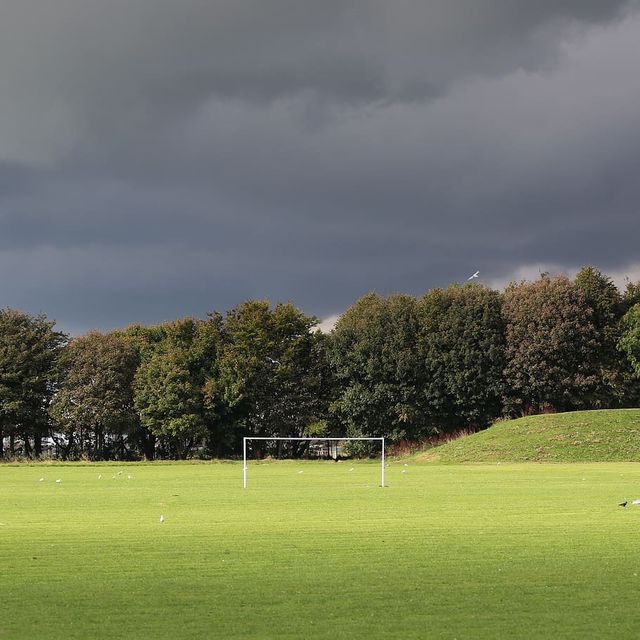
[242,437,385,488]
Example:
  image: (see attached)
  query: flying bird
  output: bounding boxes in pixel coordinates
[467,271,480,281]
[266,356,280,365]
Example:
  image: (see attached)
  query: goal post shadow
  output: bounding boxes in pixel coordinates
[242,437,385,488]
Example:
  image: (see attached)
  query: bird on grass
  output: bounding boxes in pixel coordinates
[619,501,628,507]
[160,515,165,523]
[633,500,640,506]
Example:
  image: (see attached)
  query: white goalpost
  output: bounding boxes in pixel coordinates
[242,436,385,488]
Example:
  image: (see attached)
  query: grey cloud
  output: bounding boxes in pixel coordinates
[1,1,640,332]
[0,162,40,198]
[1,0,636,161]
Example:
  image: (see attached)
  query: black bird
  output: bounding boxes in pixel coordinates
[619,501,628,507]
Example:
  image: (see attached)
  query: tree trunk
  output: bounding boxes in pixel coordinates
[143,431,156,461]
[56,433,74,461]
[34,434,42,457]
[64,434,74,460]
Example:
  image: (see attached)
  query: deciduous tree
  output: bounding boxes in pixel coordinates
[502,275,599,415]
[215,301,331,455]
[132,318,221,459]
[620,304,640,379]
[0,309,66,457]
[329,293,425,441]
[418,284,505,430]
[50,331,139,459]
[574,266,639,407]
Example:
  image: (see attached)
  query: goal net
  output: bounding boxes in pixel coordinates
[242,437,385,488]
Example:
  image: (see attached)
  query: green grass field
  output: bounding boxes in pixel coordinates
[2,459,640,639]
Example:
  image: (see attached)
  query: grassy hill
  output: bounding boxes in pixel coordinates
[421,409,640,463]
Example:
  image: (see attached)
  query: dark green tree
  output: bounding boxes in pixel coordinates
[50,331,139,459]
[134,347,205,458]
[329,293,425,441]
[502,275,599,415]
[119,323,166,458]
[574,266,639,407]
[0,309,67,457]
[620,304,640,379]
[574,267,621,330]
[132,317,221,459]
[418,284,505,430]
[215,300,331,456]
[622,280,640,313]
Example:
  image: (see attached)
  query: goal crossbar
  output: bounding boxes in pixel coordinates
[242,437,385,488]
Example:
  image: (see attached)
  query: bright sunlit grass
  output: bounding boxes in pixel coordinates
[2,460,640,638]
[425,409,640,463]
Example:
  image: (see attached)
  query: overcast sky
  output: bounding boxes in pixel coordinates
[1,0,639,334]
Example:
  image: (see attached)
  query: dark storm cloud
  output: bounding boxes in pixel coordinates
[0,162,39,198]
[1,0,639,331]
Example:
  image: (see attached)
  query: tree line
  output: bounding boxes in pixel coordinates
[2,266,640,460]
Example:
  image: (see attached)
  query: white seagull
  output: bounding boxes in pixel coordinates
[467,271,480,281]
[160,515,165,523]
